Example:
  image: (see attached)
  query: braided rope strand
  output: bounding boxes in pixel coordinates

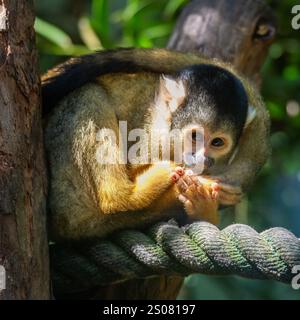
[50,221,300,294]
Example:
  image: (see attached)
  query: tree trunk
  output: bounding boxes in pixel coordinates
[168,0,277,81]
[79,0,276,300]
[0,0,50,299]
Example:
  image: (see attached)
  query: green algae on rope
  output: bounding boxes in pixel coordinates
[50,220,300,295]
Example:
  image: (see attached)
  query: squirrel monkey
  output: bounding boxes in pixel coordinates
[42,48,270,240]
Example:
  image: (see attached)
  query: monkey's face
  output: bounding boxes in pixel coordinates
[155,64,253,174]
[182,124,236,175]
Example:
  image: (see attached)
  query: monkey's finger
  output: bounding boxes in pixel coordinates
[178,194,188,204]
[184,184,197,199]
[180,173,195,187]
[215,183,242,195]
[187,170,207,187]
[175,166,185,176]
[200,175,220,183]
[189,175,200,185]
[183,200,198,219]
[208,177,242,195]
[197,176,217,187]
[217,191,242,205]
[212,190,218,200]
[216,190,236,200]
[176,177,189,193]
[196,184,207,199]
[171,172,180,182]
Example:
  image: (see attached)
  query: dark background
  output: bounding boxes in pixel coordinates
[35,0,300,299]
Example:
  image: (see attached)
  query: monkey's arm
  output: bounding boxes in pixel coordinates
[97,161,176,214]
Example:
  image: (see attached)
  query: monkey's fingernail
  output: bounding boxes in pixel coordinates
[171,173,179,182]
[175,166,184,176]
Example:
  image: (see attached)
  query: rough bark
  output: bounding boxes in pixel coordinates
[168,0,277,82]
[79,0,276,300]
[58,277,184,300]
[0,0,50,299]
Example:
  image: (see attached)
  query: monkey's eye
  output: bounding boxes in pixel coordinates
[210,137,225,148]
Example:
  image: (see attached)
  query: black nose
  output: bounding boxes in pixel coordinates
[204,157,214,169]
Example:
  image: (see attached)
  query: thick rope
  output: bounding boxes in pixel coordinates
[50,220,300,294]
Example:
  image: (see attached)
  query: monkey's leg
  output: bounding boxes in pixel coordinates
[49,161,177,240]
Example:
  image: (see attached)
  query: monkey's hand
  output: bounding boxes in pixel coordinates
[171,167,219,225]
[201,176,243,206]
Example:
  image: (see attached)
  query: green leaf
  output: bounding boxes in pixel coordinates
[283,65,300,81]
[267,101,285,120]
[141,24,173,39]
[78,16,102,50]
[37,39,91,56]
[121,0,153,22]
[136,35,153,48]
[269,43,283,59]
[90,0,110,47]
[34,17,72,49]
[164,0,187,17]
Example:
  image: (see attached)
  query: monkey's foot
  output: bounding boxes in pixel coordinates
[206,177,243,206]
[171,167,219,225]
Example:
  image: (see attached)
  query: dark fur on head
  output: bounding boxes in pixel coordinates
[172,64,248,144]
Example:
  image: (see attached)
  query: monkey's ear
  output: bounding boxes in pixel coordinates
[156,75,186,113]
[245,105,256,127]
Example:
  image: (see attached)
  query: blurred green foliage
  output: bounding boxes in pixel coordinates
[34,0,300,300]
[35,0,188,70]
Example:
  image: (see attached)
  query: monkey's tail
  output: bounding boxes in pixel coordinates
[41,48,207,115]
